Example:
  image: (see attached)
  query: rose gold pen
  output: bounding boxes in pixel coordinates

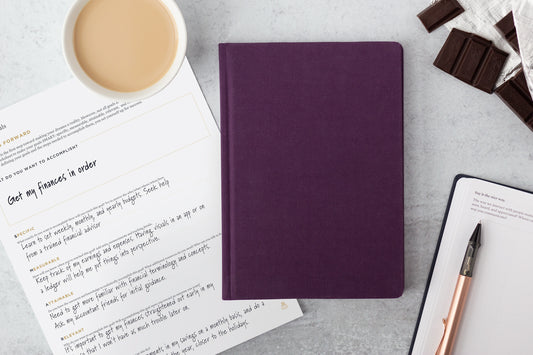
[435,223,481,355]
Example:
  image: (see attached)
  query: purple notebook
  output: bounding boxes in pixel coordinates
[220,42,404,299]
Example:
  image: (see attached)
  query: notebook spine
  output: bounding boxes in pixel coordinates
[219,44,232,300]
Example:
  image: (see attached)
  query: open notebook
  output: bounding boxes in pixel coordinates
[410,175,533,354]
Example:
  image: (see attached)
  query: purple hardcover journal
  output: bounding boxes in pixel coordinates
[220,42,404,299]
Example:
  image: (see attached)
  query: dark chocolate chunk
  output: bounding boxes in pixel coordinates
[433,29,469,72]
[434,28,509,93]
[418,0,465,33]
[495,12,520,53]
[454,36,492,83]
[474,47,510,93]
[496,70,533,130]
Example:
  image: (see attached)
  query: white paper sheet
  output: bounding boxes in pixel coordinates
[0,59,302,355]
[513,0,533,95]
[411,177,533,354]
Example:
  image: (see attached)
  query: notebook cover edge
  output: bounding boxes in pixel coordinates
[219,43,233,300]
[399,42,406,299]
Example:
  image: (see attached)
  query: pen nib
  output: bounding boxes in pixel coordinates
[460,223,482,277]
[470,223,481,247]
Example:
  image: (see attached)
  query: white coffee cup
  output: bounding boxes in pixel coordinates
[62,0,187,101]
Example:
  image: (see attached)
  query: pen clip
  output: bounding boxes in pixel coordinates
[435,318,447,355]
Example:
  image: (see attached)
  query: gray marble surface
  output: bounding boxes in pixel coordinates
[1,0,533,354]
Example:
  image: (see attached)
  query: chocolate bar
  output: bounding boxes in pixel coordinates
[418,0,465,33]
[495,12,520,53]
[496,70,533,130]
[434,29,509,93]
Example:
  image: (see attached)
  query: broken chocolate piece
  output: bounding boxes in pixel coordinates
[496,70,533,130]
[434,29,509,93]
[418,0,465,33]
[495,12,520,53]
[474,48,510,93]
[454,35,492,83]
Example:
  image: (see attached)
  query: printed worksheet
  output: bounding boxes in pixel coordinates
[0,59,302,355]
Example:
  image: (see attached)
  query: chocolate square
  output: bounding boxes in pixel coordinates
[418,0,465,33]
[434,29,509,93]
